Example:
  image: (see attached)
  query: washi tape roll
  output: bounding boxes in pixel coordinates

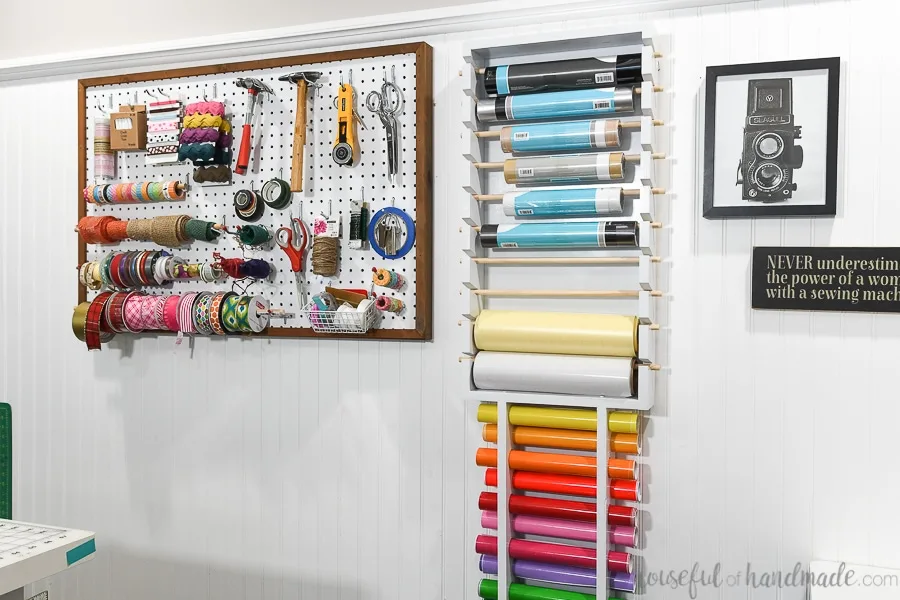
[500,119,623,153]
[501,188,625,218]
[502,153,626,185]
[473,352,635,397]
[474,310,638,357]
[483,55,641,96]
[477,88,634,123]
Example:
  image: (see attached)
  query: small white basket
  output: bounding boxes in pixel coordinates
[299,299,379,334]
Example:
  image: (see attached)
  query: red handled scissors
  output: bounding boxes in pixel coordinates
[276,214,310,305]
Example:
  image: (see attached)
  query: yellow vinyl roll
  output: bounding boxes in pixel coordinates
[608,411,639,434]
[473,310,637,357]
[477,403,499,424]
[509,406,598,431]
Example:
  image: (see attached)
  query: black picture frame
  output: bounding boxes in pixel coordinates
[703,57,840,219]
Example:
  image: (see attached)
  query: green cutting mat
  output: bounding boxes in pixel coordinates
[0,404,12,519]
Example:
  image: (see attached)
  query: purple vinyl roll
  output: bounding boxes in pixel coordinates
[609,571,636,593]
[479,555,597,587]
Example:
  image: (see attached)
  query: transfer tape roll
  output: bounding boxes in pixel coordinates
[501,188,625,218]
[474,310,638,357]
[500,119,622,154]
[477,88,634,123]
[503,153,625,185]
[480,221,637,249]
[473,351,634,397]
[484,54,642,96]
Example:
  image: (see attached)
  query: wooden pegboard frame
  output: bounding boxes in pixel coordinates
[77,42,433,340]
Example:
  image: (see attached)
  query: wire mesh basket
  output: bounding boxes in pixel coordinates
[298,299,379,334]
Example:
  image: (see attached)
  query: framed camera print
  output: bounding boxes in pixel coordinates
[703,57,840,219]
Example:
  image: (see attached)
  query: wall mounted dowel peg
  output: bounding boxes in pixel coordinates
[649,324,661,330]
[471,257,641,266]
[634,86,664,94]
[474,130,502,139]
[472,194,504,201]
[653,51,663,58]
[459,356,477,362]
[472,289,643,299]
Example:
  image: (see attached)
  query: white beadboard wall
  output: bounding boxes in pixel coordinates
[0,1,898,599]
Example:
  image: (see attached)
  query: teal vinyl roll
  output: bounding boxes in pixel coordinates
[503,188,625,218]
[479,221,637,249]
[477,88,634,123]
[502,120,621,154]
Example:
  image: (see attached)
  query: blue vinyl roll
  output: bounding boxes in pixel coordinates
[503,119,621,154]
[479,221,637,249]
[477,88,634,123]
[503,188,624,218]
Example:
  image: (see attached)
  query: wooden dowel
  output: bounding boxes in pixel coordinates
[651,222,663,229]
[472,194,504,201]
[476,68,486,75]
[653,51,663,58]
[459,355,476,362]
[634,85,664,94]
[622,120,665,129]
[473,290,642,299]
[472,257,641,265]
[473,162,504,170]
[624,153,666,163]
[474,130,502,139]
[644,363,662,371]
[474,188,664,201]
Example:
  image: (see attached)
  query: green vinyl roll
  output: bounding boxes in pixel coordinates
[479,579,607,600]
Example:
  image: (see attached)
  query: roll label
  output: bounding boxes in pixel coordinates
[595,72,615,84]
[516,209,534,216]
[593,99,612,110]
[499,242,519,248]
[513,132,530,141]
[517,167,535,178]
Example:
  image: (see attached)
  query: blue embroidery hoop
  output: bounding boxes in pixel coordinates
[368,206,415,260]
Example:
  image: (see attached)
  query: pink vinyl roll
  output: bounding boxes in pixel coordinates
[481,511,597,543]
[609,525,637,547]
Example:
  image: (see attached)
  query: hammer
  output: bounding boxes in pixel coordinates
[234,77,274,175]
[278,71,322,192]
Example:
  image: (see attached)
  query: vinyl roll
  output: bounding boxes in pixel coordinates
[482,511,597,543]
[477,403,498,423]
[501,153,625,185]
[608,505,636,526]
[478,579,602,600]
[478,448,596,477]
[609,525,637,547]
[483,55,642,96]
[483,425,598,452]
[478,491,498,512]
[479,221,637,249]
[474,311,638,358]
[608,411,640,434]
[486,468,597,498]
[609,479,641,502]
[610,432,641,454]
[509,538,597,569]
[501,188,625,218]
[608,458,637,480]
[608,551,633,573]
[474,352,635,397]
[480,555,597,588]
[475,534,498,555]
[510,406,597,430]
[609,572,636,593]
[477,88,634,123]
[500,120,622,154]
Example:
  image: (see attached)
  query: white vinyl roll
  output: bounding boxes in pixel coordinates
[473,351,635,397]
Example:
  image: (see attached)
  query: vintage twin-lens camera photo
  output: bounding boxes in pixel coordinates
[703,58,840,218]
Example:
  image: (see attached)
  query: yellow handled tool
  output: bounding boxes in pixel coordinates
[332,77,366,166]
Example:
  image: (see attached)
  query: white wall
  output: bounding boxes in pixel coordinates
[2,1,900,599]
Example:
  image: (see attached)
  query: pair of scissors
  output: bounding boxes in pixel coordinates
[365,66,404,183]
[276,213,310,306]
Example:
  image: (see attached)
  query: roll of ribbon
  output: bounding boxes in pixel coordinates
[473,352,635,397]
[485,468,596,498]
[501,188,625,218]
[184,101,225,117]
[234,189,264,222]
[609,478,640,502]
[483,55,642,96]
[478,579,598,600]
[477,87,634,123]
[482,425,597,452]
[479,555,596,588]
[261,177,292,210]
[500,119,623,154]
[481,511,597,543]
[93,117,116,180]
[193,292,215,335]
[608,411,639,434]
[238,225,271,246]
[501,153,627,186]
[474,311,638,358]
[183,114,223,129]
[479,221,637,249]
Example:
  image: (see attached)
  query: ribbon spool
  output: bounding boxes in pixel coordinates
[237,225,271,247]
[94,117,115,180]
[234,189,264,222]
[375,295,404,313]
[372,267,405,290]
[185,101,225,117]
[261,177,292,210]
[193,165,232,184]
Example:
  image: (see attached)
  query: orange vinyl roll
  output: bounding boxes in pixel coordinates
[509,450,596,478]
[610,432,641,454]
[476,447,498,467]
[607,458,636,480]
[482,424,598,452]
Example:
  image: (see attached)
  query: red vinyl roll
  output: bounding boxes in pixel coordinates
[509,538,596,570]
[479,491,498,512]
[608,550,633,573]
[475,534,498,556]
[485,468,597,498]
[608,505,636,526]
[509,494,597,522]
[485,468,498,487]
[609,479,641,502]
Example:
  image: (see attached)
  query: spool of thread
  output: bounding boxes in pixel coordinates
[372,267,405,290]
[473,352,635,397]
[311,236,340,276]
[477,87,634,123]
[499,119,624,153]
[375,295,404,313]
[501,188,625,218]
[479,221,637,249]
[483,55,641,96]
[474,311,638,358]
[238,225,271,246]
[185,219,221,242]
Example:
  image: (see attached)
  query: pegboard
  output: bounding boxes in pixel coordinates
[77,42,433,340]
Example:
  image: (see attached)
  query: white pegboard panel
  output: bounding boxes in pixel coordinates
[84,51,420,331]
